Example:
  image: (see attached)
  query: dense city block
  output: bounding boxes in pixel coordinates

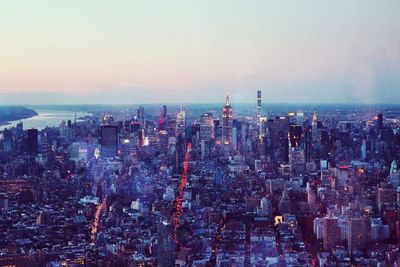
[0,94,399,266]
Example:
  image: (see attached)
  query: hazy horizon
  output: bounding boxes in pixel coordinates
[1,90,400,106]
[1,1,400,104]
[2,94,400,106]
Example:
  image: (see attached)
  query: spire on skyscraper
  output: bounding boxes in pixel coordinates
[225,93,230,106]
[312,112,317,123]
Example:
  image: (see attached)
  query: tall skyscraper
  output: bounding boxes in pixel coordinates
[159,130,168,155]
[200,112,214,141]
[162,105,168,119]
[176,106,185,135]
[157,221,175,267]
[159,105,168,130]
[347,217,367,251]
[137,106,145,128]
[279,186,292,214]
[257,90,262,125]
[304,125,313,163]
[269,116,289,147]
[289,124,302,148]
[376,113,383,129]
[199,112,214,159]
[27,128,38,154]
[312,112,318,143]
[222,94,233,146]
[101,125,118,158]
[3,129,13,153]
[259,116,267,139]
[307,182,317,213]
[323,216,340,251]
[65,120,74,144]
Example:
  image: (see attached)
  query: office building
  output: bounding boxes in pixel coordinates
[101,125,118,158]
[222,94,233,146]
[27,128,38,154]
[323,216,340,251]
[376,113,383,129]
[157,221,175,267]
[3,129,13,152]
[200,112,214,141]
[137,106,145,128]
[347,217,367,251]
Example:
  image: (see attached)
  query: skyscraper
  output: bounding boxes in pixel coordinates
[162,105,168,119]
[101,125,118,158]
[259,116,267,139]
[137,106,145,129]
[257,90,262,126]
[289,124,302,148]
[3,129,13,153]
[157,221,175,267]
[159,105,168,130]
[27,128,38,154]
[376,113,383,129]
[312,111,318,143]
[279,186,292,214]
[222,94,233,146]
[304,125,312,163]
[323,216,340,251]
[200,112,214,141]
[347,217,367,251]
[199,113,213,159]
[159,130,168,155]
[176,106,185,135]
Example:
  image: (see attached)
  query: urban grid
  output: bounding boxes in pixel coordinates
[0,92,399,266]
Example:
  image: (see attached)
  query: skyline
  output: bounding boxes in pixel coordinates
[1,2,400,266]
[1,1,400,104]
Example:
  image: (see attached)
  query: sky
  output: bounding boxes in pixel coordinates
[0,0,399,105]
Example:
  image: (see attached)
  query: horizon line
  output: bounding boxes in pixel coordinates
[0,102,399,106]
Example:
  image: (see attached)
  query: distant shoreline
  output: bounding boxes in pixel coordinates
[0,106,38,128]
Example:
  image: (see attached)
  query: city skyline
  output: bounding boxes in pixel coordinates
[1,1,400,104]
[1,2,399,266]
[0,90,399,266]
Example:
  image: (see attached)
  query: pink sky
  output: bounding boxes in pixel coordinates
[0,1,399,104]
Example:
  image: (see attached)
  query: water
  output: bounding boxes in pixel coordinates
[0,109,91,131]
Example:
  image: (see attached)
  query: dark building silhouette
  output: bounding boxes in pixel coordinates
[137,106,145,128]
[27,128,38,154]
[323,217,340,251]
[304,125,313,163]
[289,124,303,148]
[162,105,168,119]
[3,129,13,152]
[101,125,118,158]
[377,113,383,129]
[157,221,175,267]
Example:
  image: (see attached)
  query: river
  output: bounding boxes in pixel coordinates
[0,109,92,131]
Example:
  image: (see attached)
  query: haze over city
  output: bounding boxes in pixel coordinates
[1,0,400,104]
[1,2,400,267]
